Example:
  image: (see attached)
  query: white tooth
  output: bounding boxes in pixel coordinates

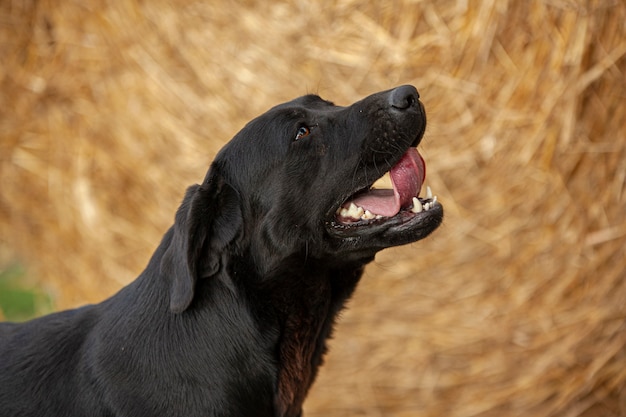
[411,197,423,213]
[347,203,364,219]
[362,210,376,220]
[432,195,438,205]
[424,202,430,211]
[339,207,350,217]
[426,186,433,199]
[375,215,383,219]
[347,203,358,218]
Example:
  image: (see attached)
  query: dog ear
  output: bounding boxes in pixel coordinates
[162,166,242,313]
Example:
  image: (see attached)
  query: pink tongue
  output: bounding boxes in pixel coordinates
[347,148,426,217]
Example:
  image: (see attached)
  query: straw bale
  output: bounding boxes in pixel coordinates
[1,0,625,416]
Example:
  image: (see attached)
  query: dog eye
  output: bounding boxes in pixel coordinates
[295,126,311,141]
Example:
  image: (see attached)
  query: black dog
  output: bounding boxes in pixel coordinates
[0,85,442,417]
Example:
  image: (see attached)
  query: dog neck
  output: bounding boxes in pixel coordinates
[245,258,365,417]
[126,245,367,417]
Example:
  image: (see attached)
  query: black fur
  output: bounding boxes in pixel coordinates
[0,85,442,417]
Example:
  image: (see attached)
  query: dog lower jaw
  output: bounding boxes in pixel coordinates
[326,199,443,251]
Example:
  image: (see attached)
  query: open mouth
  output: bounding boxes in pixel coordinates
[332,147,439,227]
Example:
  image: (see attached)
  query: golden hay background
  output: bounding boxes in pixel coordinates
[1,0,626,415]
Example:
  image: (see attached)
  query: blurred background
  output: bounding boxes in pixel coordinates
[1,0,625,415]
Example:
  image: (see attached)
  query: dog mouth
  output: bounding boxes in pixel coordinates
[329,147,440,229]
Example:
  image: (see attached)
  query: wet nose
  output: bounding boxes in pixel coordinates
[389,85,420,110]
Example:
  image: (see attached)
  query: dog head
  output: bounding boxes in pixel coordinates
[164,85,443,312]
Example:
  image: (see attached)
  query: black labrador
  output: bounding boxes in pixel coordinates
[0,85,443,417]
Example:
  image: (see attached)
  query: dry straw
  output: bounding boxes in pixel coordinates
[1,0,625,416]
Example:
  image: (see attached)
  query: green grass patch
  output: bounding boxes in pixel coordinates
[0,264,54,322]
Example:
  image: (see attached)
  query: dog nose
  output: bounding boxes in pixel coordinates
[389,85,420,110]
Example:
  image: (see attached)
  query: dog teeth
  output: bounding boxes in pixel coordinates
[410,186,438,213]
[338,204,380,221]
[338,187,438,220]
[362,210,376,220]
[339,203,364,220]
